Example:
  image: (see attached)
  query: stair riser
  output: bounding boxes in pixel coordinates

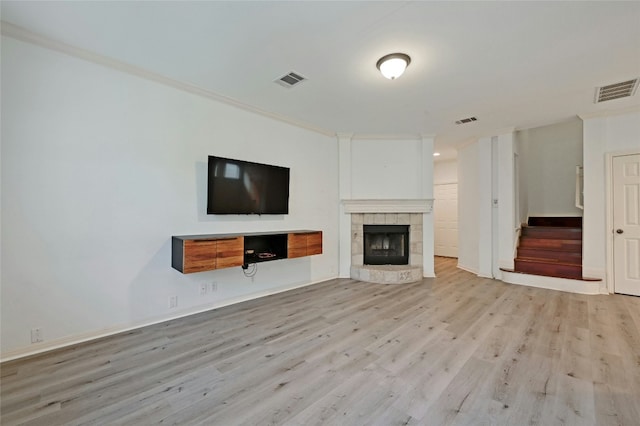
[514,260,582,279]
[519,238,582,252]
[521,228,582,240]
[517,248,581,264]
[528,217,583,227]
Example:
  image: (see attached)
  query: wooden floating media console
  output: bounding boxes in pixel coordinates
[171,230,322,273]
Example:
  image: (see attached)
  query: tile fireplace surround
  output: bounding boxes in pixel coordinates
[350,213,423,284]
[343,199,432,284]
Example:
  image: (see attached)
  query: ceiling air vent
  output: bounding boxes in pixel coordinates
[275,71,307,88]
[455,116,478,125]
[595,78,638,103]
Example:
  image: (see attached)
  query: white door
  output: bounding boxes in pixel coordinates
[434,183,458,258]
[613,154,640,296]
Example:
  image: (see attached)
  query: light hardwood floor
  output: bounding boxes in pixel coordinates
[2,257,639,425]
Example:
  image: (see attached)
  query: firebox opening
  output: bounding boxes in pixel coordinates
[363,225,409,265]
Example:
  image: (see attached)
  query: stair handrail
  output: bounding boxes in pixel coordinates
[575,165,584,210]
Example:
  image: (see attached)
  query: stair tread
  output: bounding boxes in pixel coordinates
[500,267,601,281]
[521,232,582,239]
[523,226,582,231]
[516,257,581,266]
[518,245,582,250]
[519,238,581,245]
[519,240,582,245]
[517,248,582,260]
[517,248,581,255]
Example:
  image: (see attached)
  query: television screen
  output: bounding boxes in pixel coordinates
[207,156,290,214]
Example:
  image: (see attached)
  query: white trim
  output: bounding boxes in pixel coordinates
[0,275,336,362]
[336,132,354,140]
[501,271,602,295]
[605,148,640,295]
[514,116,582,134]
[457,263,479,275]
[348,133,437,140]
[606,152,615,294]
[575,165,584,210]
[583,267,607,294]
[579,105,640,120]
[351,133,425,140]
[342,199,434,213]
[0,22,336,138]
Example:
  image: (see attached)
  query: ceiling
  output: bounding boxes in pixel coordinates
[2,1,639,160]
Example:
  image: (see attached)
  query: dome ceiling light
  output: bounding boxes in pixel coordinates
[376,53,411,80]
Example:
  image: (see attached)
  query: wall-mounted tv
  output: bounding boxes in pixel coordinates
[207,156,290,215]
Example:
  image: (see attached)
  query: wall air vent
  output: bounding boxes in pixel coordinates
[595,78,638,103]
[455,116,478,125]
[275,71,307,88]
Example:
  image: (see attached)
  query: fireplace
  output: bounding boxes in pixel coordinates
[347,212,426,284]
[363,225,409,265]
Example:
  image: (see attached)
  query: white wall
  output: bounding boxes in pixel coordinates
[350,139,424,199]
[457,143,480,274]
[514,131,529,227]
[0,37,339,358]
[434,160,457,185]
[517,118,583,217]
[457,132,516,277]
[582,109,640,289]
[477,138,494,277]
[497,132,516,271]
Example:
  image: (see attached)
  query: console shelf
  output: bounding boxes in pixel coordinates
[172,230,322,274]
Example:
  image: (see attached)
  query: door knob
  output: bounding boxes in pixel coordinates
[616,229,624,234]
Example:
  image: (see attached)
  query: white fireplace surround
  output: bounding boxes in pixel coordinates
[342,199,433,284]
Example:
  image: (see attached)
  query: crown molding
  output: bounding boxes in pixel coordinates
[1,22,337,138]
[350,133,423,140]
[336,132,354,141]
[579,105,640,120]
[513,115,582,134]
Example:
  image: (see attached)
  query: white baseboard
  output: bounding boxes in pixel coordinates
[457,263,479,275]
[582,267,608,294]
[501,270,601,295]
[1,275,338,363]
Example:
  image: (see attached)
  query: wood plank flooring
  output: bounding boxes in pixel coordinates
[2,257,639,425]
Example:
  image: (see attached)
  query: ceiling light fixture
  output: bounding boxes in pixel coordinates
[376,53,411,80]
[433,152,441,157]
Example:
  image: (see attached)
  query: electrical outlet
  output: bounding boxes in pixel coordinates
[169,295,178,309]
[31,328,43,343]
[200,282,208,296]
[211,281,217,292]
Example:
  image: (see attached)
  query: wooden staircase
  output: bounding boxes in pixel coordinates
[514,217,583,280]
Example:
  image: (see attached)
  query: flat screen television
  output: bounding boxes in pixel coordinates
[207,156,290,214]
